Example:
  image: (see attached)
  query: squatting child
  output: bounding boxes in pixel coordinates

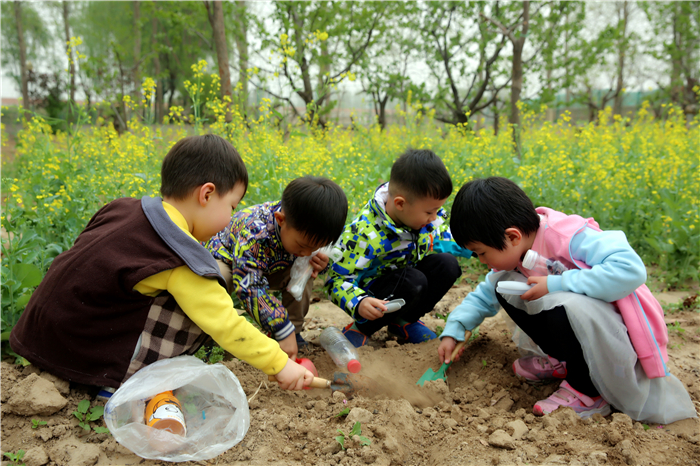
[10,134,313,395]
[439,176,695,423]
[205,176,348,361]
[325,148,472,347]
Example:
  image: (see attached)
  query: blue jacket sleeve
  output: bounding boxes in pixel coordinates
[441,270,502,340]
[546,227,647,302]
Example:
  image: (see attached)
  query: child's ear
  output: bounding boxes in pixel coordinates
[505,227,523,246]
[198,182,216,206]
[274,210,286,226]
[393,195,407,211]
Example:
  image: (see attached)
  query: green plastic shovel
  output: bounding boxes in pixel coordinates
[417,330,471,386]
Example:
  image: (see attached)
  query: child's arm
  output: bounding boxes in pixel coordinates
[441,271,502,340]
[545,228,647,302]
[232,257,296,341]
[274,358,314,390]
[165,267,290,375]
[324,232,377,319]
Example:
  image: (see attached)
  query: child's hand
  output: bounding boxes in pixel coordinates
[522,276,549,301]
[309,252,329,278]
[274,358,314,390]
[278,333,299,361]
[438,337,457,364]
[357,297,387,321]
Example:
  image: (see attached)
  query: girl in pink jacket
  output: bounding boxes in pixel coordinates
[440,177,695,423]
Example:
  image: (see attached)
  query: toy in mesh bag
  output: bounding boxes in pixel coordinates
[287,245,334,301]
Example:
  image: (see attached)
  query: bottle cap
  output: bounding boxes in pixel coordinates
[347,359,361,373]
[522,250,538,270]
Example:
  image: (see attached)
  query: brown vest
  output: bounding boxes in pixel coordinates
[10,197,221,387]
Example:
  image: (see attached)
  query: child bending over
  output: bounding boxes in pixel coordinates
[205,176,347,360]
[440,176,695,423]
[11,135,313,396]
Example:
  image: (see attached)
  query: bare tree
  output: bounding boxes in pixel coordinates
[420,2,509,126]
[133,1,141,101]
[13,1,30,113]
[62,1,75,103]
[233,0,249,117]
[613,1,630,116]
[204,0,233,122]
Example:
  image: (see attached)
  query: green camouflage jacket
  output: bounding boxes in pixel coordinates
[324,182,472,318]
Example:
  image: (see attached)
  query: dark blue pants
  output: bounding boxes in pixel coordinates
[355,253,461,337]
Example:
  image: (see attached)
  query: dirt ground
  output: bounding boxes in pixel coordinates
[2,284,699,466]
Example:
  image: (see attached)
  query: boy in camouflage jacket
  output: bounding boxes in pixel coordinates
[325,149,472,347]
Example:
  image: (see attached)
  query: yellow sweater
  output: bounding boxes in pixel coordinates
[133,202,289,375]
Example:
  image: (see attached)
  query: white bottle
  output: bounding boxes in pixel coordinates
[521,250,569,276]
[319,327,362,373]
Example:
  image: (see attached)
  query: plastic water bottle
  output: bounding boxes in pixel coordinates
[522,250,569,276]
[319,327,362,373]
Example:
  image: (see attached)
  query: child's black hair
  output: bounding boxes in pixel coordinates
[451,177,540,250]
[281,176,348,247]
[160,134,248,200]
[389,148,453,201]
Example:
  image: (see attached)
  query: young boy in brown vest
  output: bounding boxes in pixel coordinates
[10,134,313,397]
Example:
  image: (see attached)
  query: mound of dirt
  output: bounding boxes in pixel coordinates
[2,285,699,466]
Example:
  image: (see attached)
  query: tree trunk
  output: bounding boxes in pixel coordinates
[670,4,684,109]
[509,1,529,158]
[289,4,323,125]
[62,1,75,103]
[378,94,389,130]
[318,40,330,110]
[494,103,500,136]
[234,0,248,118]
[152,17,163,123]
[509,39,524,128]
[613,1,628,117]
[133,1,141,102]
[509,1,529,128]
[208,0,233,122]
[545,67,555,122]
[14,1,30,113]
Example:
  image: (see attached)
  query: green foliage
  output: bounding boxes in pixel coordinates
[2,449,25,466]
[662,294,699,314]
[31,419,47,429]
[72,399,109,433]
[335,407,350,418]
[667,321,686,337]
[336,422,371,450]
[1,230,50,354]
[194,344,226,365]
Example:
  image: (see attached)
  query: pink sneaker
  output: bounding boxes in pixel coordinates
[533,380,611,418]
[512,355,567,384]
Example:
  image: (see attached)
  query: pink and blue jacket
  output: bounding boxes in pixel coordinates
[442,207,669,379]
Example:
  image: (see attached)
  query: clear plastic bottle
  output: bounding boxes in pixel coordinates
[522,250,569,276]
[319,327,362,373]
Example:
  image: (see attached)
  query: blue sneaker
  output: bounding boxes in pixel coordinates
[388,320,436,343]
[96,387,115,402]
[342,323,368,348]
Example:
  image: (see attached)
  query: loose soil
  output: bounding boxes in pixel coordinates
[2,284,699,466]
